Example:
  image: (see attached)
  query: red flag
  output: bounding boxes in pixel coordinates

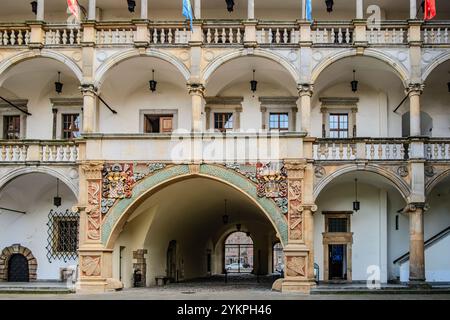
[67,0,80,19]
[424,0,436,20]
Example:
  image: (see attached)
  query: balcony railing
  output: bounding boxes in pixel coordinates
[0,141,80,163]
[367,21,409,45]
[311,22,354,46]
[0,24,30,46]
[422,22,450,45]
[203,21,244,45]
[44,24,82,46]
[313,138,409,161]
[0,20,449,48]
[425,140,450,160]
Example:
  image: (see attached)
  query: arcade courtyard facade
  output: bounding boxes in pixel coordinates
[0,0,450,297]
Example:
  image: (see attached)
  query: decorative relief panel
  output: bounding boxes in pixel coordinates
[80,255,101,277]
[86,180,101,241]
[225,162,288,214]
[286,256,306,278]
[101,163,167,215]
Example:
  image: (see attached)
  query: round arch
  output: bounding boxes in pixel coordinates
[425,168,450,196]
[422,52,450,83]
[202,48,300,85]
[0,50,83,85]
[94,48,191,88]
[0,167,79,198]
[313,164,410,201]
[311,49,409,86]
[103,164,287,249]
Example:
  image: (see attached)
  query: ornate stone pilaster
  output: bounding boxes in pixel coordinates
[281,160,316,293]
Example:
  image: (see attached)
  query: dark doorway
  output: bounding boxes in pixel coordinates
[328,244,346,280]
[166,240,177,282]
[8,254,29,282]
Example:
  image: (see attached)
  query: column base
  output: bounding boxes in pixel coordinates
[281,279,316,294]
[76,278,109,294]
[408,279,431,289]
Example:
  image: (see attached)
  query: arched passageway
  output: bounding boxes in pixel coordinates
[110,177,282,288]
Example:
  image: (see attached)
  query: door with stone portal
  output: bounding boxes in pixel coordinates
[8,254,29,282]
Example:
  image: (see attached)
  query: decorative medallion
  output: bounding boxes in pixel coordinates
[397,165,409,178]
[314,166,326,179]
[425,165,435,177]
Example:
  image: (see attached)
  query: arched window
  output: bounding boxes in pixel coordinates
[402,111,433,137]
[272,242,284,274]
[224,232,253,273]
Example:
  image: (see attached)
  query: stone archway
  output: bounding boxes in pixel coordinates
[102,164,288,249]
[0,244,37,281]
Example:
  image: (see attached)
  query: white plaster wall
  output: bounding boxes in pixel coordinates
[314,182,390,282]
[0,173,77,280]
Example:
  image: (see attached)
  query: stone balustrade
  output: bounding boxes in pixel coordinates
[425,140,450,160]
[203,22,244,45]
[313,138,409,161]
[311,22,354,46]
[0,141,80,163]
[0,21,449,48]
[44,25,82,46]
[422,22,450,45]
[367,21,409,45]
[256,23,299,45]
[0,25,30,46]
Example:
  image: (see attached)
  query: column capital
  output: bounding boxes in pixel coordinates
[297,84,314,97]
[187,83,205,96]
[80,84,98,94]
[284,160,307,172]
[403,202,429,214]
[406,83,425,96]
[298,204,318,213]
[81,161,104,180]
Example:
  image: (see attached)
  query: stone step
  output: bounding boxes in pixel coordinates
[311,287,450,295]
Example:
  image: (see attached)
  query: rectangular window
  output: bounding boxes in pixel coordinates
[269,113,289,131]
[55,217,79,253]
[329,113,349,138]
[3,115,20,140]
[62,114,80,139]
[144,115,173,133]
[328,218,348,233]
[214,113,233,132]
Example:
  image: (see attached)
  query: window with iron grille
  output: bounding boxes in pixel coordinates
[329,113,349,138]
[269,113,289,131]
[328,218,348,233]
[62,114,80,139]
[3,115,20,139]
[46,210,79,262]
[214,113,233,132]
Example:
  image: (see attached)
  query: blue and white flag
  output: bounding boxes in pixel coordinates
[305,0,312,21]
[182,0,194,30]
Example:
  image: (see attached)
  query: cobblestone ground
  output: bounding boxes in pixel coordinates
[1,275,450,300]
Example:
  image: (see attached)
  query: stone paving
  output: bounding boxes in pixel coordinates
[0,275,449,300]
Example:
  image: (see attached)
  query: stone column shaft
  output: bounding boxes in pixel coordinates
[141,0,148,20]
[410,0,417,19]
[82,86,98,134]
[298,84,313,135]
[88,0,96,20]
[248,0,255,20]
[408,84,424,137]
[37,0,45,21]
[408,205,425,282]
[188,84,205,133]
[356,0,364,19]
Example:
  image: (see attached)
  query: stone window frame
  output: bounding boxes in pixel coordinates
[322,211,354,283]
[139,109,179,133]
[50,98,83,140]
[0,99,28,139]
[319,97,359,138]
[259,97,298,132]
[205,97,243,132]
